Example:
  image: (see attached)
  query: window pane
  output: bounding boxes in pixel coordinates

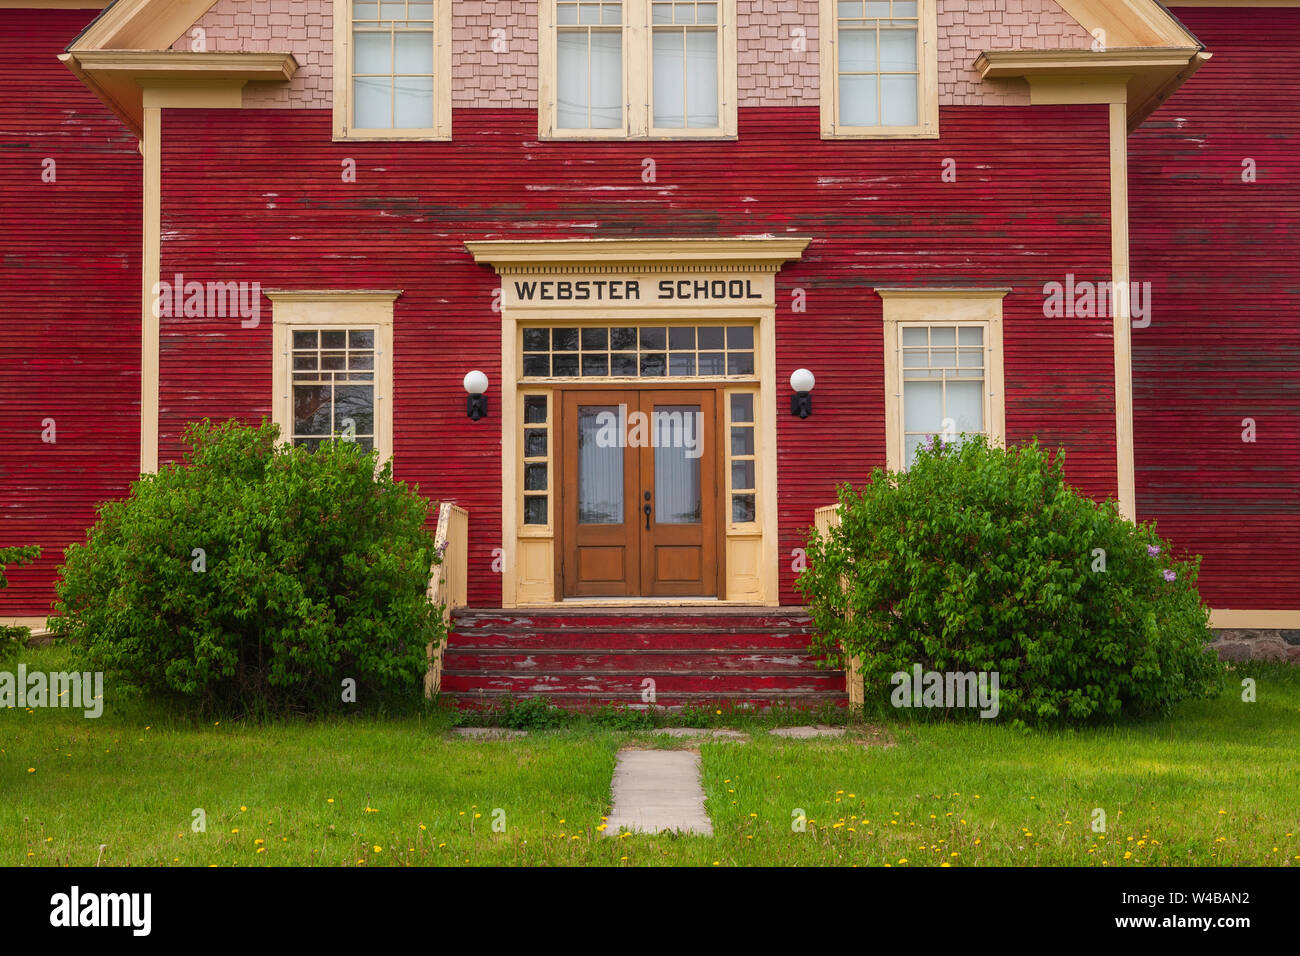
[653,3,672,24]
[557,31,590,128]
[294,385,332,436]
[652,30,685,128]
[395,75,434,128]
[552,353,579,376]
[354,76,392,127]
[611,353,638,376]
[581,326,608,350]
[698,352,725,375]
[726,326,753,349]
[321,351,346,371]
[840,74,878,126]
[903,380,941,433]
[669,353,696,376]
[879,28,917,71]
[610,327,637,350]
[654,406,702,523]
[293,330,317,349]
[335,385,375,436]
[730,425,754,456]
[669,326,695,350]
[947,381,984,432]
[730,393,753,423]
[524,395,548,423]
[354,31,392,73]
[582,353,610,376]
[523,354,550,377]
[881,73,918,126]
[348,329,374,349]
[959,327,984,346]
[524,495,549,525]
[640,352,667,376]
[589,30,623,128]
[553,327,580,351]
[395,31,434,73]
[732,494,756,523]
[639,327,666,349]
[685,29,718,127]
[838,27,876,73]
[578,406,623,523]
[731,459,755,490]
[523,328,550,351]
[525,428,548,457]
[525,463,548,491]
[697,327,724,348]
[726,352,754,375]
[322,330,347,348]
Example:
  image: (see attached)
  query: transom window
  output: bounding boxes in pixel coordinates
[901,324,985,465]
[521,324,756,378]
[822,0,937,138]
[291,328,377,452]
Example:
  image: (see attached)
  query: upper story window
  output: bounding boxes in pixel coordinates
[333,0,452,140]
[820,0,938,139]
[541,0,738,139]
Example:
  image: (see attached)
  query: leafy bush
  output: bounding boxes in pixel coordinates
[0,545,41,664]
[797,436,1224,724]
[51,419,443,715]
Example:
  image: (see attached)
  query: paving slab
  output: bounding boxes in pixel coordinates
[603,749,713,836]
[453,727,528,740]
[653,727,750,741]
[769,725,846,739]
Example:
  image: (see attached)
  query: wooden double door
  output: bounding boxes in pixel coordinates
[557,388,721,598]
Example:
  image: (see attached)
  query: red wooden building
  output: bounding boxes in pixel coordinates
[1,0,1296,703]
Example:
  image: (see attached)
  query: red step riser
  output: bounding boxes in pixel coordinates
[443,652,830,672]
[439,673,846,694]
[452,611,813,632]
[449,694,849,710]
[445,631,817,651]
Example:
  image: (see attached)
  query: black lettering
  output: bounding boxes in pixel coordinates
[557,280,572,300]
[515,281,537,300]
[694,280,709,299]
[626,280,640,300]
[658,279,674,299]
[540,282,554,301]
[576,281,590,301]
[592,280,607,299]
[747,279,762,299]
[678,280,692,299]
[712,280,726,298]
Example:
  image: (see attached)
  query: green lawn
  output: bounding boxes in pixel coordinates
[4,645,1298,866]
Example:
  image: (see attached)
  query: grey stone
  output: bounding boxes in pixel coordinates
[1252,638,1289,663]
[604,749,713,836]
[1287,645,1300,664]
[653,727,749,741]
[1281,630,1300,647]
[1213,642,1251,663]
[769,725,846,739]
[453,727,528,740]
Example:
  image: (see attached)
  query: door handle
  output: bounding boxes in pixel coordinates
[643,502,652,530]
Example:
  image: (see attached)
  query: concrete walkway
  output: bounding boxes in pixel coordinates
[603,750,713,836]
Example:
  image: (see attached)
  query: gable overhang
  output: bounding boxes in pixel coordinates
[974,48,1209,132]
[1051,0,1200,48]
[60,50,298,137]
[67,0,218,51]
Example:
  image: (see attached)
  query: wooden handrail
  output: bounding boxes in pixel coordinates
[424,501,468,698]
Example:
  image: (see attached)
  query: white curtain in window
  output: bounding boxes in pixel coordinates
[558,30,623,128]
[652,29,718,128]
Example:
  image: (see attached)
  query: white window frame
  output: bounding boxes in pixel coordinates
[878,288,1007,471]
[268,290,399,464]
[539,0,738,140]
[820,0,939,139]
[332,0,453,141]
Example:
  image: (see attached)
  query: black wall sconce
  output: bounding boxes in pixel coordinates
[464,370,489,421]
[790,368,815,419]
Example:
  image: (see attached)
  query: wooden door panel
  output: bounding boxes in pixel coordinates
[560,390,640,597]
[638,389,717,597]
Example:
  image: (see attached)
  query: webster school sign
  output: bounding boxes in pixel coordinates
[503,272,776,310]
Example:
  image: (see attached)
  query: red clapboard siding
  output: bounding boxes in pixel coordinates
[157,104,1115,608]
[1130,9,1300,608]
[0,10,143,616]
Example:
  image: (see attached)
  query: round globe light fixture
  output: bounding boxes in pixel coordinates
[790,368,815,419]
[464,370,489,420]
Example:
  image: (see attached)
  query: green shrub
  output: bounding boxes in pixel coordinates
[0,545,41,664]
[51,419,444,715]
[797,436,1224,724]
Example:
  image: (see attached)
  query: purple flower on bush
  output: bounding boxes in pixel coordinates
[1163,569,1176,582]
[1147,545,1161,557]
